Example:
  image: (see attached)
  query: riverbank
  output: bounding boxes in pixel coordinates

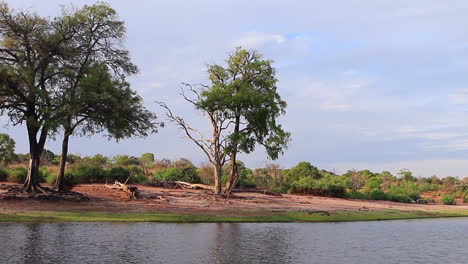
[1,183,467,222]
[1,209,468,223]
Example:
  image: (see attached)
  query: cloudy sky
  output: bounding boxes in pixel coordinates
[2,0,468,177]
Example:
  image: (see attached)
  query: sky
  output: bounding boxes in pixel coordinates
[2,0,468,177]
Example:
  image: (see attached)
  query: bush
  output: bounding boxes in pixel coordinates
[387,193,413,203]
[289,178,346,198]
[67,165,106,183]
[345,190,367,200]
[153,166,201,183]
[0,167,8,181]
[7,167,28,183]
[441,194,456,205]
[369,189,387,200]
[105,167,131,183]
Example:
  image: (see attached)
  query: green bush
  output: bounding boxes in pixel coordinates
[345,190,367,200]
[153,166,201,183]
[0,167,8,181]
[67,165,106,183]
[7,167,28,183]
[290,178,346,198]
[441,194,456,205]
[105,167,131,183]
[387,193,412,203]
[369,189,387,200]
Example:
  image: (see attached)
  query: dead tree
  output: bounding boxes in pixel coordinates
[157,84,232,195]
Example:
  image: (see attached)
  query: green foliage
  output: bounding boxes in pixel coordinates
[366,177,383,189]
[345,190,368,200]
[201,48,290,160]
[112,155,140,167]
[285,162,322,183]
[7,167,28,183]
[289,178,346,198]
[387,193,413,203]
[441,194,456,205]
[153,166,201,183]
[0,134,15,166]
[369,189,387,200]
[0,167,8,181]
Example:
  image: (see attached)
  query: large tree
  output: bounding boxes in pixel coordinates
[54,63,158,191]
[202,48,290,195]
[0,3,73,192]
[52,3,157,191]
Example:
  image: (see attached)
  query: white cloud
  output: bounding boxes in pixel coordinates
[448,88,468,104]
[234,32,286,48]
[292,77,372,111]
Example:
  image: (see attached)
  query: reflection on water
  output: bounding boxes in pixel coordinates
[0,218,467,264]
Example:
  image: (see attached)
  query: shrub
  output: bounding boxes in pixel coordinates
[441,194,456,205]
[7,167,28,183]
[387,193,412,203]
[105,167,131,183]
[290,178,346,198]
[345,190,367,200]
[153,166,201,183]
[369,189,387,200]
[67,165,106,183]
[0,167,8,181]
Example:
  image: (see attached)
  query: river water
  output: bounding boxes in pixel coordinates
[0,218,467,264]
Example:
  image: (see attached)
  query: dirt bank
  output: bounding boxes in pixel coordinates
[1,183,467,216]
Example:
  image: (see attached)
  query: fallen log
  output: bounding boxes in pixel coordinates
[174,181,214,191]
[105,180,140,198]
[233,188,282,196]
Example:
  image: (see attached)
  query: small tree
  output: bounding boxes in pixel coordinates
[139,153,155,176]
[0,133,15,166]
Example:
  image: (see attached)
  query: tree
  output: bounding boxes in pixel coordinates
[0,133,15,166]
[139,153,155,176]
[285,162,322,183]
[51,3,158,191]
[0,3,74,192]
[158,84,231,195]
[201,48,290,195]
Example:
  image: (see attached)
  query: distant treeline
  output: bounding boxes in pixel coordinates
[1,145,466,205]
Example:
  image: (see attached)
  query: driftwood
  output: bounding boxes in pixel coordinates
[105,180,140,198]
[233,188,282,196]
[174,181,214,191]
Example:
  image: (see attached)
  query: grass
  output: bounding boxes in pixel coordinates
[0,209,467,223]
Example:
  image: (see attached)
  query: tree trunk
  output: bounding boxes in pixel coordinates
[54,130,71,191]
[213,163,222,194]
[224,115,240,195]
[23,124,47,193]
[23,151,41,192]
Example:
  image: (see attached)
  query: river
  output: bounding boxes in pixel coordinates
[0,218,467,264]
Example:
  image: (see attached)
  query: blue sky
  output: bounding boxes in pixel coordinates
[2,0,468,177]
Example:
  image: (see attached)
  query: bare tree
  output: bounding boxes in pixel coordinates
[157,83,231,194]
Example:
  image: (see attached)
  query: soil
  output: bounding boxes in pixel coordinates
[0,183,467,215]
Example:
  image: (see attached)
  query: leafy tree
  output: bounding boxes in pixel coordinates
[201,48,290,194]
[139,153,155,176]
[112,155,140,167]
[398,169,416,182]
[0,133,15,166]
[285,162,322,183]
[53,3,158,191]
[0,3,72,191]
